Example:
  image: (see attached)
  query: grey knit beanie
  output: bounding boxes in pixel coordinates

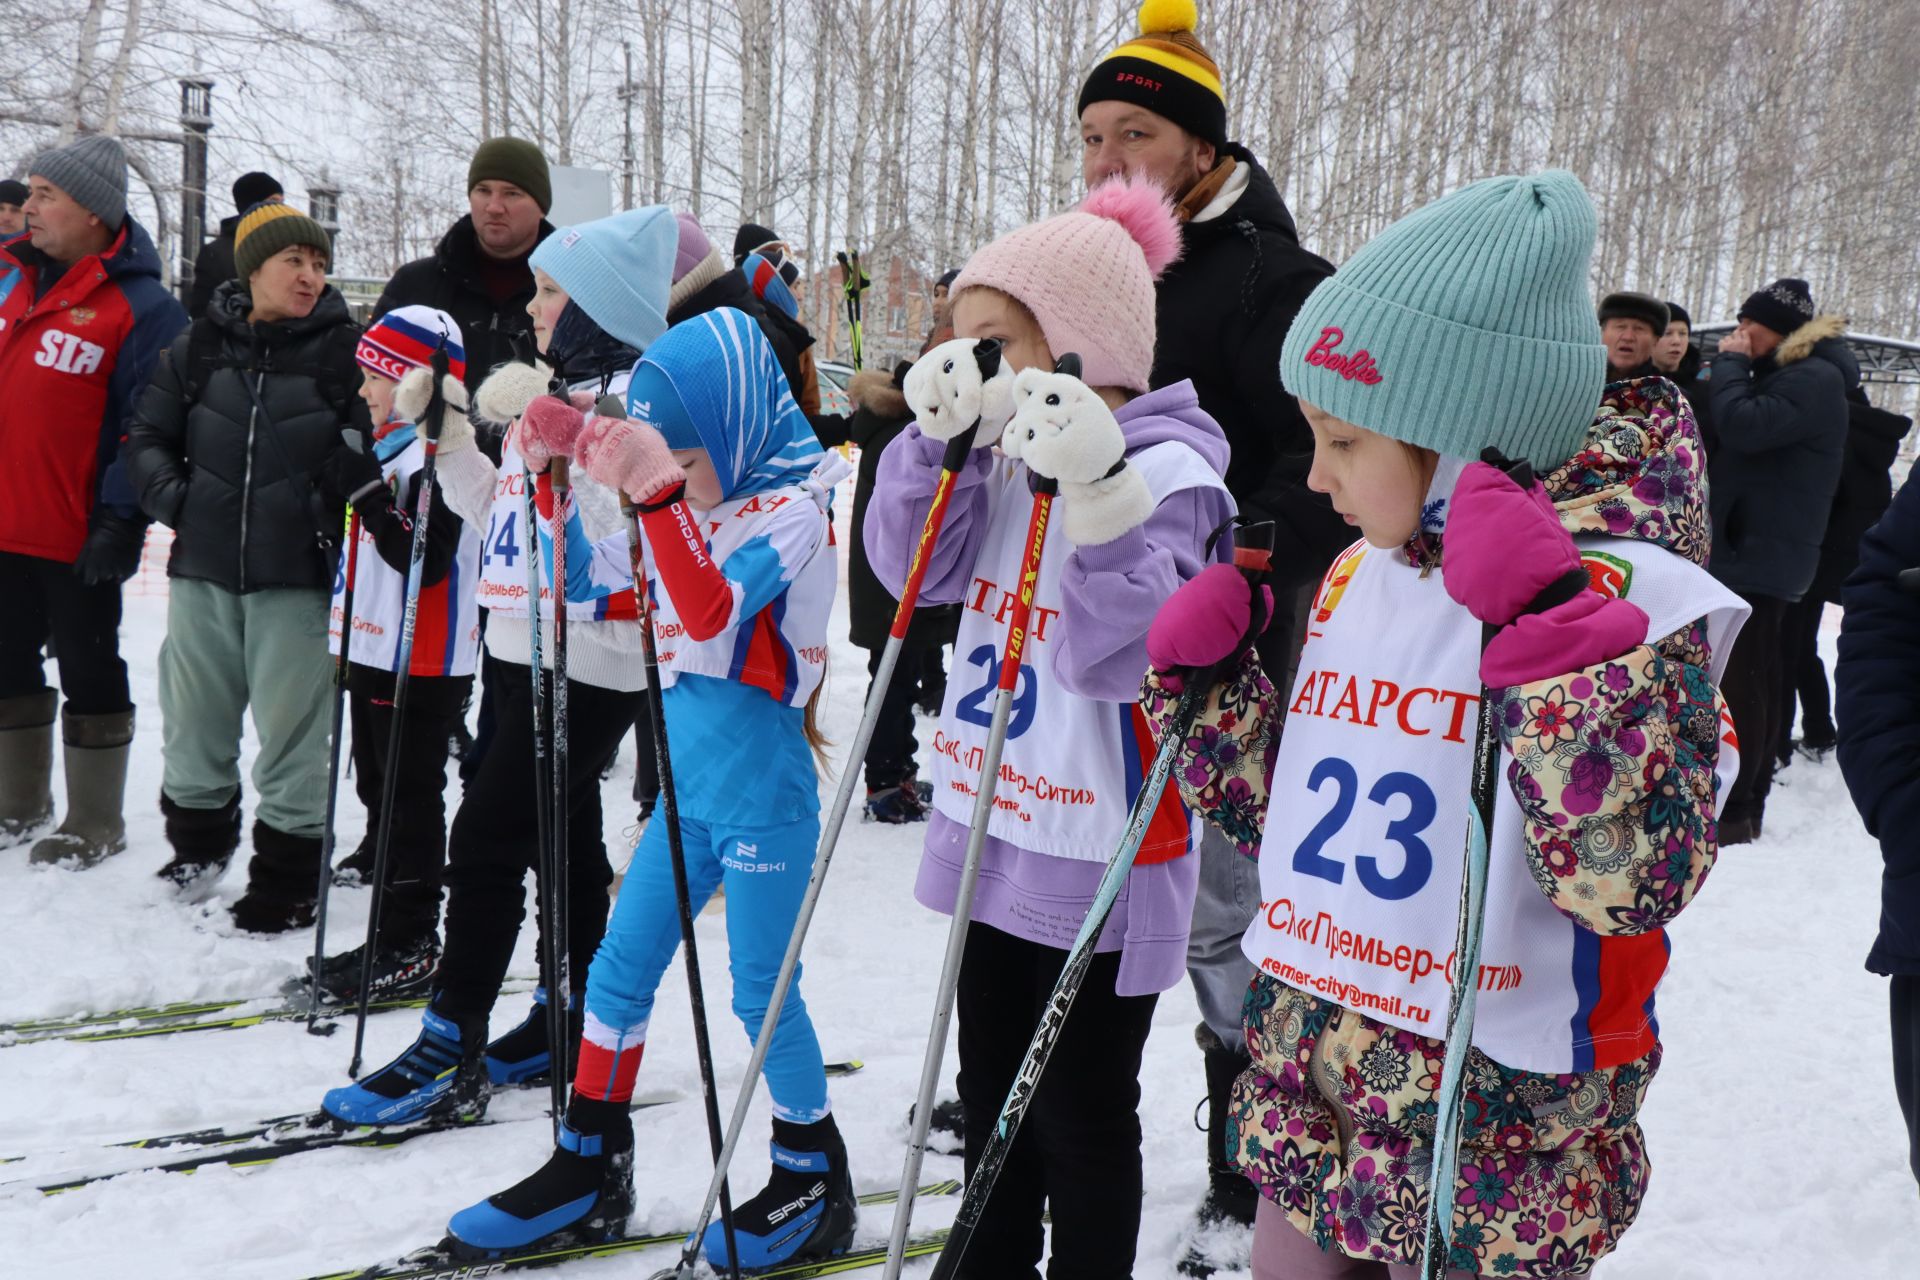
[29,135,127,229]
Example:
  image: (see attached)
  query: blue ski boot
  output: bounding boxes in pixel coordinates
[702,1115,856,1271]
[485,987,583,1087]
[322,1000,490,1126]
[445,1092,633,1257]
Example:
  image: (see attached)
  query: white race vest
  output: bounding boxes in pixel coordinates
[1246,534,1746,1073]
[929,443,1229,862]
[327,436,482,677]
[473,439,639,624]
[644,454,849,708]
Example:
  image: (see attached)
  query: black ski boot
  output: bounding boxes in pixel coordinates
[701,1114,857,1271]
[445,1092,633,1257]
[308,932,442,1004]
[322,995,490,1126]
[231,819,322,933]
[1177,1023,1258,1277]
[155,792,241,901]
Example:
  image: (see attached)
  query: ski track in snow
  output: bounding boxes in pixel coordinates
[1,486,1914,1277]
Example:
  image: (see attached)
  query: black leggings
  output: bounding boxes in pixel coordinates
[1895,975,1920,1189]
[346,666,472,941]
[436,654,641,1018]
[954,923,1159,1280]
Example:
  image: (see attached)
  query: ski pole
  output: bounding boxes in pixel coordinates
[616,494,743,1280]
[929,519,1277,1279]
[660,338,1006,1278]
[885,468,1063,1280]
[348,344,451,1079]
[544,453,575,1132]
[1420,449,1534,1280]
[307,508,363,1035]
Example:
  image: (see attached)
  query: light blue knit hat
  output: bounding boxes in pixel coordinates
[529,205,677,353]
[1280,171,1606,471]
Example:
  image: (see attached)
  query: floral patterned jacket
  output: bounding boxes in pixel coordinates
[1144,380,1729,1276]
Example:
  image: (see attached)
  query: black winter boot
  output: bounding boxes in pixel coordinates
[156,791,242,900]
[445,1091,634,1257]
[1177,1023,1258,1277]
[231,818,322,933]
[702,1114,857,1270]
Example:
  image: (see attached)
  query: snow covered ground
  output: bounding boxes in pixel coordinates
[1,490,1915,1278]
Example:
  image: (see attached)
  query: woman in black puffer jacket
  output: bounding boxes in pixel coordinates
[124,204,376,932]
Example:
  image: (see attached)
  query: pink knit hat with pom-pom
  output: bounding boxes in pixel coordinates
[951,175,1180,393]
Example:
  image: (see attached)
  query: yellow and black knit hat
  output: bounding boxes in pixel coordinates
[1078,0,1226,147]
[233,201,331,279]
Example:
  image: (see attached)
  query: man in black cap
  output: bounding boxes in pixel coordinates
[0,179,26,238]
[1706,277,1857,844]
[1598,290,1668,381]
[376,137,555,398]
[187,171,283,319]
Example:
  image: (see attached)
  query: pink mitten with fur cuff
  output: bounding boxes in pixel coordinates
[576,415,687,506]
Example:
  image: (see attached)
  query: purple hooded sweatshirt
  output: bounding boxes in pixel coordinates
[862,380,1235,995]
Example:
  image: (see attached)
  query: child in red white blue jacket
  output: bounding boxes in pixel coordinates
[310,305,481,1003]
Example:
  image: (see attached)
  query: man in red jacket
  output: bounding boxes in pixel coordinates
[0,134,187,867]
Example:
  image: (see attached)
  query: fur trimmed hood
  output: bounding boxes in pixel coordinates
[1776,313,1849,367]
[849,368,907,418]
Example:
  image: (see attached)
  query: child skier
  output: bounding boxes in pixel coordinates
[310,305,480,1003]
[321,207,675,1124]
[865,174,1234,1277]
[438,304,854,1271]
[1142,171,1746,1278]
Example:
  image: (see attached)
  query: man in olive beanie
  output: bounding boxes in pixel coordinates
[375,136,555,787]
[468,137,552,216]
[376,137,554,399]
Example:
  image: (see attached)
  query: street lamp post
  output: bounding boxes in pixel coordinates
[178,77,214,306]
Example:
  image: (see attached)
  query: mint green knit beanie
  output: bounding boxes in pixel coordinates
[1280,170,1606,471]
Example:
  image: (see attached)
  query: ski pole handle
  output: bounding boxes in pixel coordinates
[1001,475,1058,677]
[886,339,1005,640]
[421,344,450,446]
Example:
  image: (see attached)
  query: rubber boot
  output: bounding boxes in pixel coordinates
[702,1114,857,1270]
[445,1091,633,1257]
[156,791,242,900]
[30,707,133,867]
[231,818,322,934]
[1178,1023,1259,1277]
[323,996,492,1126]
[0,690,56,847]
